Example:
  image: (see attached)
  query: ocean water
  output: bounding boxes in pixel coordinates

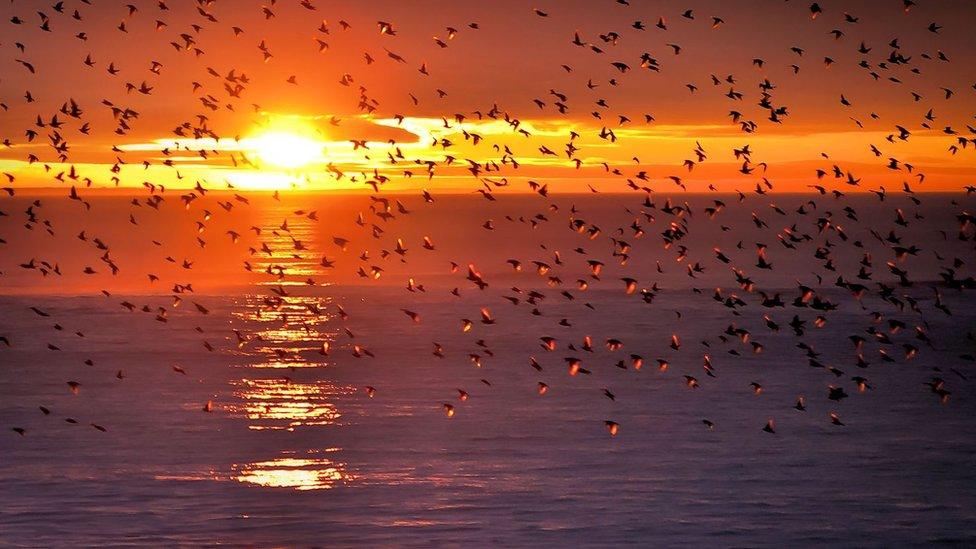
[1,192,975,546]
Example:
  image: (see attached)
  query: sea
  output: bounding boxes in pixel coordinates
[1,191,975,546]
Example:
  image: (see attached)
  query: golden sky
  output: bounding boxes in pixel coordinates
[1,0,975,193]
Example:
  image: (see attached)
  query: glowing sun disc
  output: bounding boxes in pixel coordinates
[249,131,324,169]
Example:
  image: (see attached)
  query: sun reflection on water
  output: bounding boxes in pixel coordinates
[230,294,337,369]
[225,377,354,431]
[226,204,342,369]
[210,201,361,492]
[231,450,355,491]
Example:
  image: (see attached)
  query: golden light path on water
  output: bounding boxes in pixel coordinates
[231,451,356,491]
[226,378,350,431]
[230,209,335,369]
[214,203,357,490]
[230,295,336,369]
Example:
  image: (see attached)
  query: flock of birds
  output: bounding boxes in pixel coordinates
[2,0,976,439]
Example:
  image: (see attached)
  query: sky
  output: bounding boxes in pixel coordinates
[0,0,975,193]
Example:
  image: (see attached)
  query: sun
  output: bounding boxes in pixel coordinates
[244,118,325,169]
[249,131,323,169]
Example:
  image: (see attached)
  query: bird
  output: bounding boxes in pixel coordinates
[794,396,807,411]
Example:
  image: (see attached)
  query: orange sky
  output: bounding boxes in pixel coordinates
[1,0,975,193]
